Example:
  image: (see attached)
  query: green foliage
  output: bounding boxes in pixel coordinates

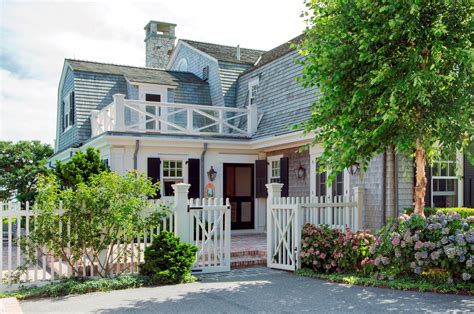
[20,171,166,278]
[297,0,473,180]
[404,207,474,218]
[296,269,474,294]
[301,224,375,273]
[0,274,195,300]
[0,141,53,203]
[140,231,197,284]
[54,147,109,189]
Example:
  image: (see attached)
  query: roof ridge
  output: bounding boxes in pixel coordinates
[180,39,266,53]
[65,58,168,72]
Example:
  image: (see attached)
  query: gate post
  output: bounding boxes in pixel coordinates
[266,183,283,267]
[172,183,191,243]
[353,186,364,231]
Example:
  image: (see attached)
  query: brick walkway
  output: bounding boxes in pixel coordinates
[230,234,267,268]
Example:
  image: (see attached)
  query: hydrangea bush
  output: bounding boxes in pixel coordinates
[300,211,473,283]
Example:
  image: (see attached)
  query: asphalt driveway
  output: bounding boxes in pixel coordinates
[20,268,473,313]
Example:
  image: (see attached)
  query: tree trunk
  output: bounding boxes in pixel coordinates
[414,140,426,216]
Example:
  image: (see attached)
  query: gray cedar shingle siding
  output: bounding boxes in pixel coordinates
[236,50,318,138]
[218,61,250,106]
[74,71,128,143]
[57,67,78,151]
[169,43,224,106]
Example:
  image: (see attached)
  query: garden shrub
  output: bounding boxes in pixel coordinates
[367,211,473,282]
[300,224,374,273]
[140,231,197,284]
[300,210,473,283]
[404,207,474,218]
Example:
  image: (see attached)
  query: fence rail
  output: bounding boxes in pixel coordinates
[0,201,174,291]
[266,184,364,272]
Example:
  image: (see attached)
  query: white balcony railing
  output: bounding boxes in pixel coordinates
[91,94,259,138]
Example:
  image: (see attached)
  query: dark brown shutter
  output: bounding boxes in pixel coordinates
[255,160,268,197]
[147,158,161,199]
[69,92,75,125]
[424,163,431,207]
[280,157,289,197]
[188,159,200,199]
[464,149,474,207]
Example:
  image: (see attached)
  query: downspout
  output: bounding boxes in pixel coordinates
[382,151,387,226]
[133,140,140,170]
[200,143,208,198]
[392,145,398,217]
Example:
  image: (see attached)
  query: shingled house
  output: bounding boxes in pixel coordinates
[50,21,474,232]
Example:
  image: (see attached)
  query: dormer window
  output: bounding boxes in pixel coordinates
[177,58,188,72]
[62,91,75,132]
[248,78,259,105]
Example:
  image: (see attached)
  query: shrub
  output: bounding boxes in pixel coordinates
[140,231,197,284]
[367,211,473,282]
[404,207,474,218]
[300,224,374,273]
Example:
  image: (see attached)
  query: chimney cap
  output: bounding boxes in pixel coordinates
[144,20,177,31]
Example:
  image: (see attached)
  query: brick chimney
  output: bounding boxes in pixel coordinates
[144,21,176,68]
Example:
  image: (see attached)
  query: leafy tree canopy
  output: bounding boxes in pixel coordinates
[0,141,53,203]
[54,147,109,189]
[298,0,473,174]
[297,0,473,213]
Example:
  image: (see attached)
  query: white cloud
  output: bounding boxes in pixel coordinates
[0,0,305,145]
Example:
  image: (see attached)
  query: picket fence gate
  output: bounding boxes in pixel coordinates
[0,184,231,290]
[266,184,364,271]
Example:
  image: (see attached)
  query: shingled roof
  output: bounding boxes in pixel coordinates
[181,39,265,65]
[241,34,306,75]
[66,59,207,86]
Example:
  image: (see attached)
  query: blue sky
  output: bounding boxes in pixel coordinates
[0,0,305,146]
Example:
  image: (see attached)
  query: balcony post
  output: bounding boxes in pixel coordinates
[90,110,100,136]
[187,107,193,133]
[247,104,258,136]
[113,94,126,131]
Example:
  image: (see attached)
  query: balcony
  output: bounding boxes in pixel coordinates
[91,94,260,138]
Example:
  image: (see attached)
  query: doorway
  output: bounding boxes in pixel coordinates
[223,163,255,230]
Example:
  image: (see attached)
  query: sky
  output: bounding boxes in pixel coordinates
[0,0,306,146]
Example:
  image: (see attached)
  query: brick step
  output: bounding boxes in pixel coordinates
[231,250,266,258]
[231,255,267,269]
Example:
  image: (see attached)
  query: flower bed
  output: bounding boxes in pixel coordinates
[301,210,473,284]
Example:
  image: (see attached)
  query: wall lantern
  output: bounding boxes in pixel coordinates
[207,166,217,182]
[348,163,361,175]
[296,163,306,179]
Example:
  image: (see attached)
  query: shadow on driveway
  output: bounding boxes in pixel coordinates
[21,268,474,313]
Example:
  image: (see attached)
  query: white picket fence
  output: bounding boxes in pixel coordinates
[0,184,231,290]
[188,198,231,273]
[266,184,364,271]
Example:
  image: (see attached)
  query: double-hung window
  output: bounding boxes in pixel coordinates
[431,157,458,207]
[269,159,281,183]
[248,78,259,105]
[62,92,75,132]
[162,160,184,197]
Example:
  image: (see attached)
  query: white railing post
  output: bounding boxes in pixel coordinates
[353,187,364,231]
[90,110,100,136]
[172,183,191,243]
[187,107,193,133]
[218,109,224,134]
[247,104,258,136]
[113,94,126,131]
[266,183,283,266]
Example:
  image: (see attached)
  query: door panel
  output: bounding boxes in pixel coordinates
[223,163,255,230]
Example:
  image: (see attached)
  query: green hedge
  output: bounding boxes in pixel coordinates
[403,207,474,218]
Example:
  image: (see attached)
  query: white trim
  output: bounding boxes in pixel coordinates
[177,58,188,72]
[267,155,283,183]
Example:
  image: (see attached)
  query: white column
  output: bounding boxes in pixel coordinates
[353,186,364,231]
[247,104,258,136]
[266,183,283,266]
[113,94,126,131]
[172,183,191,243]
